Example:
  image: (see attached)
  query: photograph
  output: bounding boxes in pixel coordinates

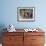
[17,7,35,21]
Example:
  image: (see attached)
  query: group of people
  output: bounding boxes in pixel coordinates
[20,9,33,19]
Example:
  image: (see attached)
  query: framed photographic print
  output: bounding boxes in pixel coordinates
[17,7,35,22]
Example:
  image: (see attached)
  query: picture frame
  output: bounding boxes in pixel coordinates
[17,7,35,22]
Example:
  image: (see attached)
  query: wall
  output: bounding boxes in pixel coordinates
[0,0,46,30]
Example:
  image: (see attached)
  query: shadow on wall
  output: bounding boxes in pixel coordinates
[0,24,7,43]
